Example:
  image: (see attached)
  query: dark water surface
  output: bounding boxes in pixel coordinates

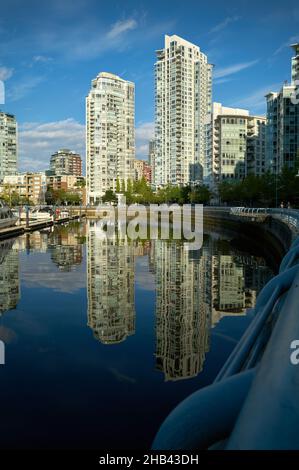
[0,221,275,449]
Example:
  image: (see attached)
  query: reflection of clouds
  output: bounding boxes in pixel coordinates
[109,367,137,384]
[211,331,239,345]
[0,326,17,344]
[21,255,86,293]
[22,271,86,293]
[135,257,155,292]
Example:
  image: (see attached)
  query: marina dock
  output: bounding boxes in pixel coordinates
[0,214,85,240]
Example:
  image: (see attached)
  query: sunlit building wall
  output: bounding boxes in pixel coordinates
[86,72,135,203]
[154,35,212,187]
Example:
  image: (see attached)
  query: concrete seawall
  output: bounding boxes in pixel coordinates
[203,208,294,270]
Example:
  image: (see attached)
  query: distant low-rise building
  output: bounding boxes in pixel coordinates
[134,159,144,181]
[1,172,47,204]
[46,174,85,191]
[134,159,152,183]
[143,162,152,184]
[46,174,86,204]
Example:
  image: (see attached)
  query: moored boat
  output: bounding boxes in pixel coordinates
[0,200,18,229]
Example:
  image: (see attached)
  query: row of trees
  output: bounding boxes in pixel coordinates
[102,177,212,205]
[45,188,82,205]
[103,167,299,208]
[219,167,299,207]
[3,167,298,208]
[0,190,32,206]
[0,184,84,206]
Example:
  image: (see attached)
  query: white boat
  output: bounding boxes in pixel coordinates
[0,200,18,229]
[58,210,70,219]
[18,206,54,222]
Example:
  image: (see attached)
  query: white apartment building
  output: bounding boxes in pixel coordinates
[206,103,266,188]
[0,111,18,182]
[154,35,212,188]
[86,72,135,204]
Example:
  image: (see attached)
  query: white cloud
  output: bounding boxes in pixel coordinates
[18,118,85,172]
[135,121,154,160]
[214,59,259,79]
[107,19,137,39]
[32,55,53,63]
[232,83,281,113]
[18,119,154,172]
[274,35,299,56]
[209,16,241,34]
[0,66,13,81]
[7,76,44,101]
[22,269,86,293]
[214,77,234,85]
[52,17,139,60]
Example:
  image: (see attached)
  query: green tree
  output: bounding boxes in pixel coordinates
[102,189,117,204]
[190,185,211,204]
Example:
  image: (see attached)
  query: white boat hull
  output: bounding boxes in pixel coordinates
[0,217,18,229]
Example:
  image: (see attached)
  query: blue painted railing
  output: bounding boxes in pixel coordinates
[153,235,299,450]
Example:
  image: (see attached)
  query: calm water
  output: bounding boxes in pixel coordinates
[0,221,275,449]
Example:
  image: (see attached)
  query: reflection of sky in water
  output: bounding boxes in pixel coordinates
[0,222,274,449]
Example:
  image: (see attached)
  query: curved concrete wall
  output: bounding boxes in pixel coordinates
[203,208,293,271]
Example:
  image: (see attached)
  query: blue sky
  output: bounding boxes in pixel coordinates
[0,0,298,172]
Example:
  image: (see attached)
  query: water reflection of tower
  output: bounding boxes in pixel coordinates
[152,241,211,382]
[215,255,245,313]
[0,240,20,316]
[211,251,273,325]
[49,224,83,271]
[87,221,135,344]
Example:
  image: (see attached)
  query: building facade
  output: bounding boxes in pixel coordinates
[154,35,212,188]
[148,139,156,184]
[133,159,144,181]
[206,103,266,188]
[266,43,299,174]
[143,162,152,183]
[246,116,267,176]
[46,174,85,192]
[86,72,135,204]
[50,149,82,176]
[1,172,47,204]
[0,112,17,182]
[133,159,152,183]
